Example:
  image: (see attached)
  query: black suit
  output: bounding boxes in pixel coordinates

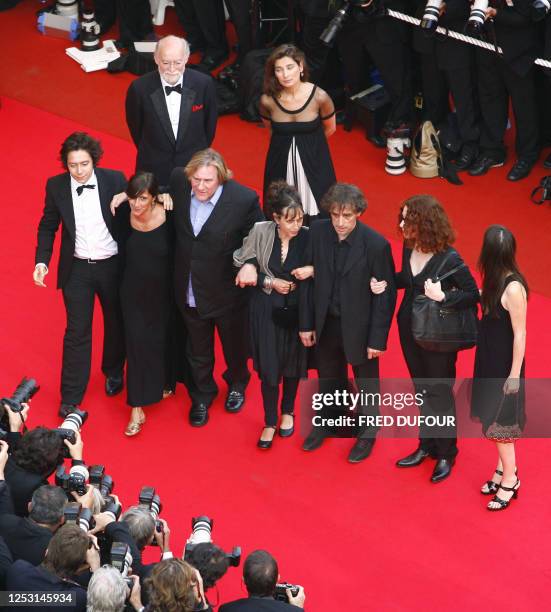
[34,168,127,406]
[126,69,218,187]
[220,597,300,611]
[4,457,47,518]
[0,514,52,566]
[170,169,264,404]
[300,220,397,437]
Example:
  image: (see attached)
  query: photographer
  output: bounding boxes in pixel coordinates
[220,550,305,611]
[87,566,143,612]
[185,542,230,594]
[5,524,101,611]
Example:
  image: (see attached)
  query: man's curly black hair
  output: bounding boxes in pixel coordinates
[184,543,230,589]
[12,427,65,477]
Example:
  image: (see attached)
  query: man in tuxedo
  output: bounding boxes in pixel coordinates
[219,550,305,611]
[169,149,264,427]
[33,132,126,416]
[125,35,218,187]
[299,183,397,463]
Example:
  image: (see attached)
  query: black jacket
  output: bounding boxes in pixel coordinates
[169,170,264,318]
[4,457,48,517]
[299,220,397,364]
[0,512,52,566]
[34,168,127,289]
[220,597,301,611]
[126,69,218,186]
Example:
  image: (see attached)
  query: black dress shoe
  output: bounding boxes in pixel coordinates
[58,403,77,418]
[396,447,430,467]
[431,459,454,483]
[225,390,245,413]
[543,152,551,169]
[279,415,294,438]
[257,427,276,450]
[105,375,123,397]
[507,158,535,182]
[348,438,375,463]
[302,428,325,451]
[189,403,209,427]
[454,143,478,171]
[468,155,504,176]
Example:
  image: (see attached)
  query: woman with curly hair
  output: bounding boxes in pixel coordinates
[145,558,211,612]
[374,195,478,482]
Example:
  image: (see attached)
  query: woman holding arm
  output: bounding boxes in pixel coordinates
[234,181,312,449]
[472,225,527,511]
[259,44,337,222]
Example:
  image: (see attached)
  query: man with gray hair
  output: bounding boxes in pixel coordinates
[0,484,66,565]
[87,566,142,612]
[125,35,218,186]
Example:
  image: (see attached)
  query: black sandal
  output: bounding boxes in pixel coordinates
[481,469,503,495]
[487,479,520,511]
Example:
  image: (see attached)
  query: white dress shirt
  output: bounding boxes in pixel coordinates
[71,172,118,260]
[161,74,183,139]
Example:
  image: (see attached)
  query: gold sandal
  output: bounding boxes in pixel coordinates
[125,411,146,436]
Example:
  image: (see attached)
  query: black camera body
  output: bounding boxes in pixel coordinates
[56,465,89,498]
[111,541,133,576]
[55,408,88,458]
[1,377,40,413]
[89,464,115,498]
[274,583,300,602]
[64,502,95,532]
[138,486,163,545]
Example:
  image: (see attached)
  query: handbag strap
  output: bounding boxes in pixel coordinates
[432,250,465,283]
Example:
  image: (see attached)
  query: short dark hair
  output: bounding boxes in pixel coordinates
[42,524,90,579]
[243,550,278,597]
[29,485,67,525]
[184,543,229,590]
[12,427,64,477]
[60,132,103,169]
[320,183,366,214]
[265,180,303,220]
[126,171,160,200]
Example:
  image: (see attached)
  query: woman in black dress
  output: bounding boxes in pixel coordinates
[472,226,527,511]
[119,172,173,436]
[259,44,336,221]
[234,182,312,448]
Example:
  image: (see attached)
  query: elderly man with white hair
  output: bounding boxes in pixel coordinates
[87,565,142,612]
[125,35,218,187]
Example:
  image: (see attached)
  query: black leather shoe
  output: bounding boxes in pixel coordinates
[507,158,535,182]
[302,429,325,451]
[396,447,430,467]
[279,415,294,438]
[189,403,209,427]
[59,403,77,418]
[543,152,551,169]
[257,427,276,450]
[348,438,375,463]
[225,390,245,413]
[454,143,478,171]
[105,375,123,397]
[431,459,454,483]
[468,155,504,176]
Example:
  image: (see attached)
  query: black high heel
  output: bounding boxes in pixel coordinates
[481,467,517,495]
[487,479,520,511]
[257,427,276,450]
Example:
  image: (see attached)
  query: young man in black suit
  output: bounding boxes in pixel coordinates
[170,148,264,427]
[299,183,397,463]
[125,35,218,187]
[33,132,126,416]
[219,550,305,611]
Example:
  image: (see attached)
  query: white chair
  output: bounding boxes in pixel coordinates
[150,0,175,27]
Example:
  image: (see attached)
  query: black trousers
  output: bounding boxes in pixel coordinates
[300,14,332,85]
[315,315,381,440]
[261,377,299,427]
[180,305,250,405]
[61,257,125,405]
[94,0,152,44]
[226,0,253,63]
[174,0,228,58]
[420,52,479,146]
[398,318,458,461]
[476,50,539,162]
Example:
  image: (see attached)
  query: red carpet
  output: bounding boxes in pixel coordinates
[1,3,551,610]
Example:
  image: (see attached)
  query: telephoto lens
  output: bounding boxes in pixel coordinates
[1,377,40,412]
[531,0,551,20]
[111,542,133,576]
[465,0,489,38]
[420,0,443,32]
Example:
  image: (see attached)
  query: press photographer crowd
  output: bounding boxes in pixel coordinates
[0,381,306,610]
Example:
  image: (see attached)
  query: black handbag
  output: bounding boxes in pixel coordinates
[411,253,478,352]
[272,295,299,329]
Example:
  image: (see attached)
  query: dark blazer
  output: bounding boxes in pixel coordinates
[169,169,264,318]
[4,457,48,517]
[34,168,127,290]
[0,513,52,566]
[0,537,12,590]
[220,597,300,611]
[126,69,218,186]
[300,220,397,365]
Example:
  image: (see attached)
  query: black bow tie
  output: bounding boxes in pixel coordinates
[76,184,96,196]
[165,84,182,96]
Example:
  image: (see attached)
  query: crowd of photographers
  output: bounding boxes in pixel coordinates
[0,383,306,611]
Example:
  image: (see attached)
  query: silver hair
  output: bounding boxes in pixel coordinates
[154,35,190,62]
[121,506,155,549]
[86,566,127,612]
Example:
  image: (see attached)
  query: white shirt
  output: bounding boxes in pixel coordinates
[161,74,183,139]
[71,172,118,260]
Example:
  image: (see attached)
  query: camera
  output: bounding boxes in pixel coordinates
[111,541,133,577]
[465,0,489,38]
[56,464,89,498]
[1,378,39,424]
[80,3,101,52]
[320,0,384,47]
[55,408,88,457]
[531,0,551,20]
[274,583,300,602]
[184,516,241,567]
[420,0,444,32]
[64,502,95,532]
[89,464,115,498]
[138,486,163,545]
